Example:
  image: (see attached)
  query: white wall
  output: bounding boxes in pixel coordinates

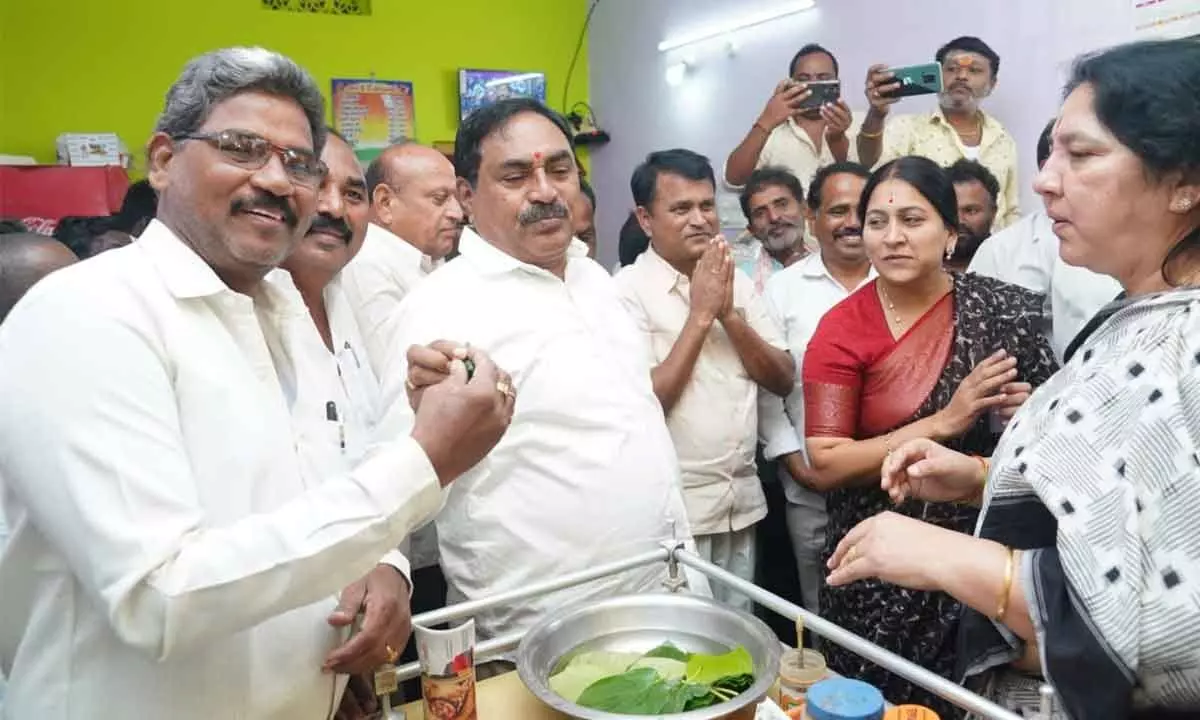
[586,0,1139,269]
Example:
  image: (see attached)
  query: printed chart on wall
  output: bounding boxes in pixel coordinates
[1132,0,1200,39]
[331,78,416,163]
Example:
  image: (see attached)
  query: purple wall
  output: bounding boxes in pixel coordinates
[586,0,1136,269]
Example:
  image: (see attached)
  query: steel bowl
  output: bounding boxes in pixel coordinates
[517,593,782,720]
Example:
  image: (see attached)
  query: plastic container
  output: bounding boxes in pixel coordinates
[776,648,828,714]
[883,706,940,720]
[804,677,885,720]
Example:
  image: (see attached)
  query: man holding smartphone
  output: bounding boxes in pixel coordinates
[724,44,861,190]
[857,36,1020,229]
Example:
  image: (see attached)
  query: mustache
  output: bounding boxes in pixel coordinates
[518,202,569,226]
[231,192,298,229]
[767,219,799,234]
[833,226,862,239]
[308,212,352,242]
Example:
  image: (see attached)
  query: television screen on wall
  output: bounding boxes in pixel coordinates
[458,69,547,121]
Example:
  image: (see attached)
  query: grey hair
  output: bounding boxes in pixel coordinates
[154,47,327,153]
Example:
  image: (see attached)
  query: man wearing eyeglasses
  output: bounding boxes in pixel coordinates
[857,36,1020,229]
[0,47,512,720]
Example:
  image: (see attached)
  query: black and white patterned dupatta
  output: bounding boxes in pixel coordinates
[957,288,1200,720]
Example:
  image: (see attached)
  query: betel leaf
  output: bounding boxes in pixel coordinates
[712,673,754,694]
[663,681,715,713]
[641,641,690,662]
[685,645,755,687]
[575,667,664,713]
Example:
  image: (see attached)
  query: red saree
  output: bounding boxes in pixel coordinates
[803,281,955,440]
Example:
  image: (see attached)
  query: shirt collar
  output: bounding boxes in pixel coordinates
[365,222,441,275]
[635,246,689,294]
[800,250,876,287]
[929,106,1003,141]
[457,226,588,278]
[137,219,238,300]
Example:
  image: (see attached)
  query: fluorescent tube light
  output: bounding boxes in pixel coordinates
[657,0,816,53]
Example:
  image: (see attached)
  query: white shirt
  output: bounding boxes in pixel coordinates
[758,253,875,505]
[0,221,443,720]
[969,211,1121,360]
[727,113,865,190]
[376,228,703,639]
[614,249,782,535]
[339,222,439,377]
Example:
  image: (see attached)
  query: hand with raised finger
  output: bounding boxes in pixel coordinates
[864,63,901,113]
[760,80,810,129]
[825,511,959,591]
[880,438,985,505]
[934,350,1018,439]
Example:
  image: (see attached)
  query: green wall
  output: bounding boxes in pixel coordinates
[0,0,590,169]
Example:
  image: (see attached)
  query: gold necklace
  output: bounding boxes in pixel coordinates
[878,283,904,328]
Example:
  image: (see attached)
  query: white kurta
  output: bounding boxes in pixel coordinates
[0,221,443,720]
[376,228,706,639]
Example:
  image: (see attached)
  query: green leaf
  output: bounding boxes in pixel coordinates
[629,656,687,682]
[576,667,665,713]
[712,673,754,694]
[641,642,690,662]
[685,645,755,687]
[664,681,716,712]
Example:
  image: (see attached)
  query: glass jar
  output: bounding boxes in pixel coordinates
[776,648,827,715]
[883,705,940,720]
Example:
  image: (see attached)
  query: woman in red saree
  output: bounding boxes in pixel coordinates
[802,156,1058,716]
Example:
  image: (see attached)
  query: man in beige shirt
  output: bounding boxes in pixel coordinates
[339,142,465,377]
[616,149,793,612]
[724,44,861,190]
[858,36,1020,229]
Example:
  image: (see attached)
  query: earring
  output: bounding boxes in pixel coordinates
[1175,197,1196,212]
[945,248,953,259]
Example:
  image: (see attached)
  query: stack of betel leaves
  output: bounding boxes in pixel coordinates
[549,642,755,715]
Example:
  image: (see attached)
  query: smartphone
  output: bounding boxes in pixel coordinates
[879,62,943,99]
[795,79,841,110]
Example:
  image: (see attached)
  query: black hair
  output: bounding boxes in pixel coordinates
[946,159,1000,207]
[454,98,574,188]
[618,211,650,267]
[739,167,804,222]
[112,180,157,236]
[789,43,839,77]
[936,36,1000,78]
[1068,39,1200,285]
[808,161,871,211]
[859,156,959,232]
[52,216,114,258]
[1036,119,1054,168]
[579,177,596,208]
[630,148,715,209]
[0,219,29,235]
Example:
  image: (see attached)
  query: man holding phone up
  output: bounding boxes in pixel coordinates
[857,36,1020,229]
[724,44,861,190]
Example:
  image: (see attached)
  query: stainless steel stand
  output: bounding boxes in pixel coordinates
[381,544,1053,720]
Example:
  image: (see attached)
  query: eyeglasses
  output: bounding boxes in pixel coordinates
[173,129,328,188]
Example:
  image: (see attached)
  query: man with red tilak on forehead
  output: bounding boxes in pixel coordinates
[857,36,1021,230]
[379,99,710,662]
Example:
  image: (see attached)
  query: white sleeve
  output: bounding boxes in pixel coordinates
[756,278,803,460]
[0,298,443,661]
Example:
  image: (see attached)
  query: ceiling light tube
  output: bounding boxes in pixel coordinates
[657,0,816,53]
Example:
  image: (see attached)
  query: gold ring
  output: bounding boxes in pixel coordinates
[846,545,859,564]
[405,377,417,392]
[496,380,514,399]
[385,644,399,664]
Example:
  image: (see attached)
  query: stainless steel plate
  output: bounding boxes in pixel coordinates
[517,593,781,720]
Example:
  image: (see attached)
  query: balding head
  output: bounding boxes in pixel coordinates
[0,234,79,323]
[364,142,465,260]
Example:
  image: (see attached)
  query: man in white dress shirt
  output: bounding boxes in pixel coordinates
[968,121,1120,359]
[0,47,511,720]
[340,142,466,377]
[615,149,793,613]
[385,98,706,642]
[757,161,874,616]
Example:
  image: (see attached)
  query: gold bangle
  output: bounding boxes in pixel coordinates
[993,547,1015,621]
[859,128,883,139]
[973,455,990,485]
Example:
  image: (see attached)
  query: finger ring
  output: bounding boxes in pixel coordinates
[385,644,399,664]
[496,380,515,399]
[405,377,417,392]
[846,545,859,563]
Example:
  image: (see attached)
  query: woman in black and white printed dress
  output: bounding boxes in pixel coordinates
[822,39,1200,720]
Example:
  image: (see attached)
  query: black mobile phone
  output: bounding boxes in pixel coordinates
[795,79,841,110]
[879,63,943,99]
